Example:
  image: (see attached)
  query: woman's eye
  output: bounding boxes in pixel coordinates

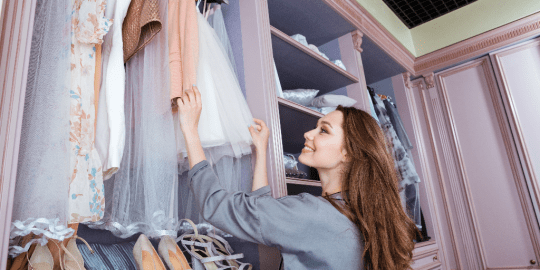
[320,128,327,134]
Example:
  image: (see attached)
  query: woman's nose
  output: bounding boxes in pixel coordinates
[304,129,315,141]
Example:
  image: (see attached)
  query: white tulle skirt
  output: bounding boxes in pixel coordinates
[175,7,255,223]
[175,9,254,173]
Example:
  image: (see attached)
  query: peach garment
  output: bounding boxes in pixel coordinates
[168,0,198,106]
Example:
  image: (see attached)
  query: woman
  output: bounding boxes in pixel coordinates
[178,86,418,269]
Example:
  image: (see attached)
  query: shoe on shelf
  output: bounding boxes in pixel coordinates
[28,244,54,270]
[158,235,191,270]
[133,234,166,270]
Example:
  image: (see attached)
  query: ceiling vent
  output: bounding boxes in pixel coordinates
[382,0,477,29]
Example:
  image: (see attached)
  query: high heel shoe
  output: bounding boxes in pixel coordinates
[158,235,191,270]
[133,234,166,270]
[28,244,54,270]
[62,236,93,270]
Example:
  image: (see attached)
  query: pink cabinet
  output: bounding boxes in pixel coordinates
[419,56,540,269]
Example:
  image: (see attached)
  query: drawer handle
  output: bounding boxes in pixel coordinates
[531,260,537,265]
[433,256,438,261]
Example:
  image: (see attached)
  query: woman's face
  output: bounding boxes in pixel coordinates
[298,110,347,171]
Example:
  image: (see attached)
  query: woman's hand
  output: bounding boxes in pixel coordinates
[248,118,270,155]
[178,85,206,168]
[178,86,202,136]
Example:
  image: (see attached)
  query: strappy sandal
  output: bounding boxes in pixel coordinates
[177,220,236,270]
[206,233,252,270]
[61,236,94,270]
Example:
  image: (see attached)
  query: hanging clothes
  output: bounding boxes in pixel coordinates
[88,0,179,238]
[95,0,131,180]
[207,4,238,77]
[174,4,254,171]
[168,0,199,105]
[9,0,74,257]
[373,95,421,226]
[383,99,413,150]
[122,0,162,62]
[175,3,255,223]
[68,0,111,223]
[373,95,419,188]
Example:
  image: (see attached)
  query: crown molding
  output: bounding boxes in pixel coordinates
[323,1,540,77]
[415,12,540,75]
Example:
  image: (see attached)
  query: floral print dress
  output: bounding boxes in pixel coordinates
[68,0,112,223]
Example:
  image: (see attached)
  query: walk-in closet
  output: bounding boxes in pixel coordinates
[2,0,540,269]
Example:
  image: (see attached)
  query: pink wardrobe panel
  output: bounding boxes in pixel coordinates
[435,57,537,268]
[491,39,540,224]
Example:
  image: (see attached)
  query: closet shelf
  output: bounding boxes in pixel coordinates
[267,0,356,46]
[286,177,322,187]
[278,98,321,153]
[271,26,359,95]
[277,97,324,118]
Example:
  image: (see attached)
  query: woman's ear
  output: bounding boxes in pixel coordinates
[341,148,348,162]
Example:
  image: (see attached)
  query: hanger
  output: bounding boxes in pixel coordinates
[367,86,375,97]
[196,0,228,4]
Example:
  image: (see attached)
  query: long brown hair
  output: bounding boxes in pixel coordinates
[326,105,418,269]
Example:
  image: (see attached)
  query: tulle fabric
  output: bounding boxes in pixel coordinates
[174,8,254,173]
[88,0,180,238]
[208,5,237,77]
[176,6,254,223]
[9,0,74,257]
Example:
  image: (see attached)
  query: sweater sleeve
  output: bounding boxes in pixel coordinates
[188,160,318,248]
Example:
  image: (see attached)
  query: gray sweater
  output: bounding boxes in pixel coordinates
[189,160,364,269]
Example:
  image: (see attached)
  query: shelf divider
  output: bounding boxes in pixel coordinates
[286,177,322,187]
[277,97,324,118]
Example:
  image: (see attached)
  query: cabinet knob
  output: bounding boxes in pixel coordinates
[531,260,537,265]
[433,256,438,261]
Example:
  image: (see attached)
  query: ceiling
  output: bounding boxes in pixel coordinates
[382,0,477,29]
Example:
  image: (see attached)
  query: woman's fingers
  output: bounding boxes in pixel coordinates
[252,118,268,129]
[193,85,201,106]
[184,89,193,104]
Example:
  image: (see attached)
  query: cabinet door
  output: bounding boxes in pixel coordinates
[427,56,539,269]
[491,39,540,230]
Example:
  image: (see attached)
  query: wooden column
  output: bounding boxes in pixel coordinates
[0,0,37,268]
[338,30,371,112]
[239,0,286,198]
